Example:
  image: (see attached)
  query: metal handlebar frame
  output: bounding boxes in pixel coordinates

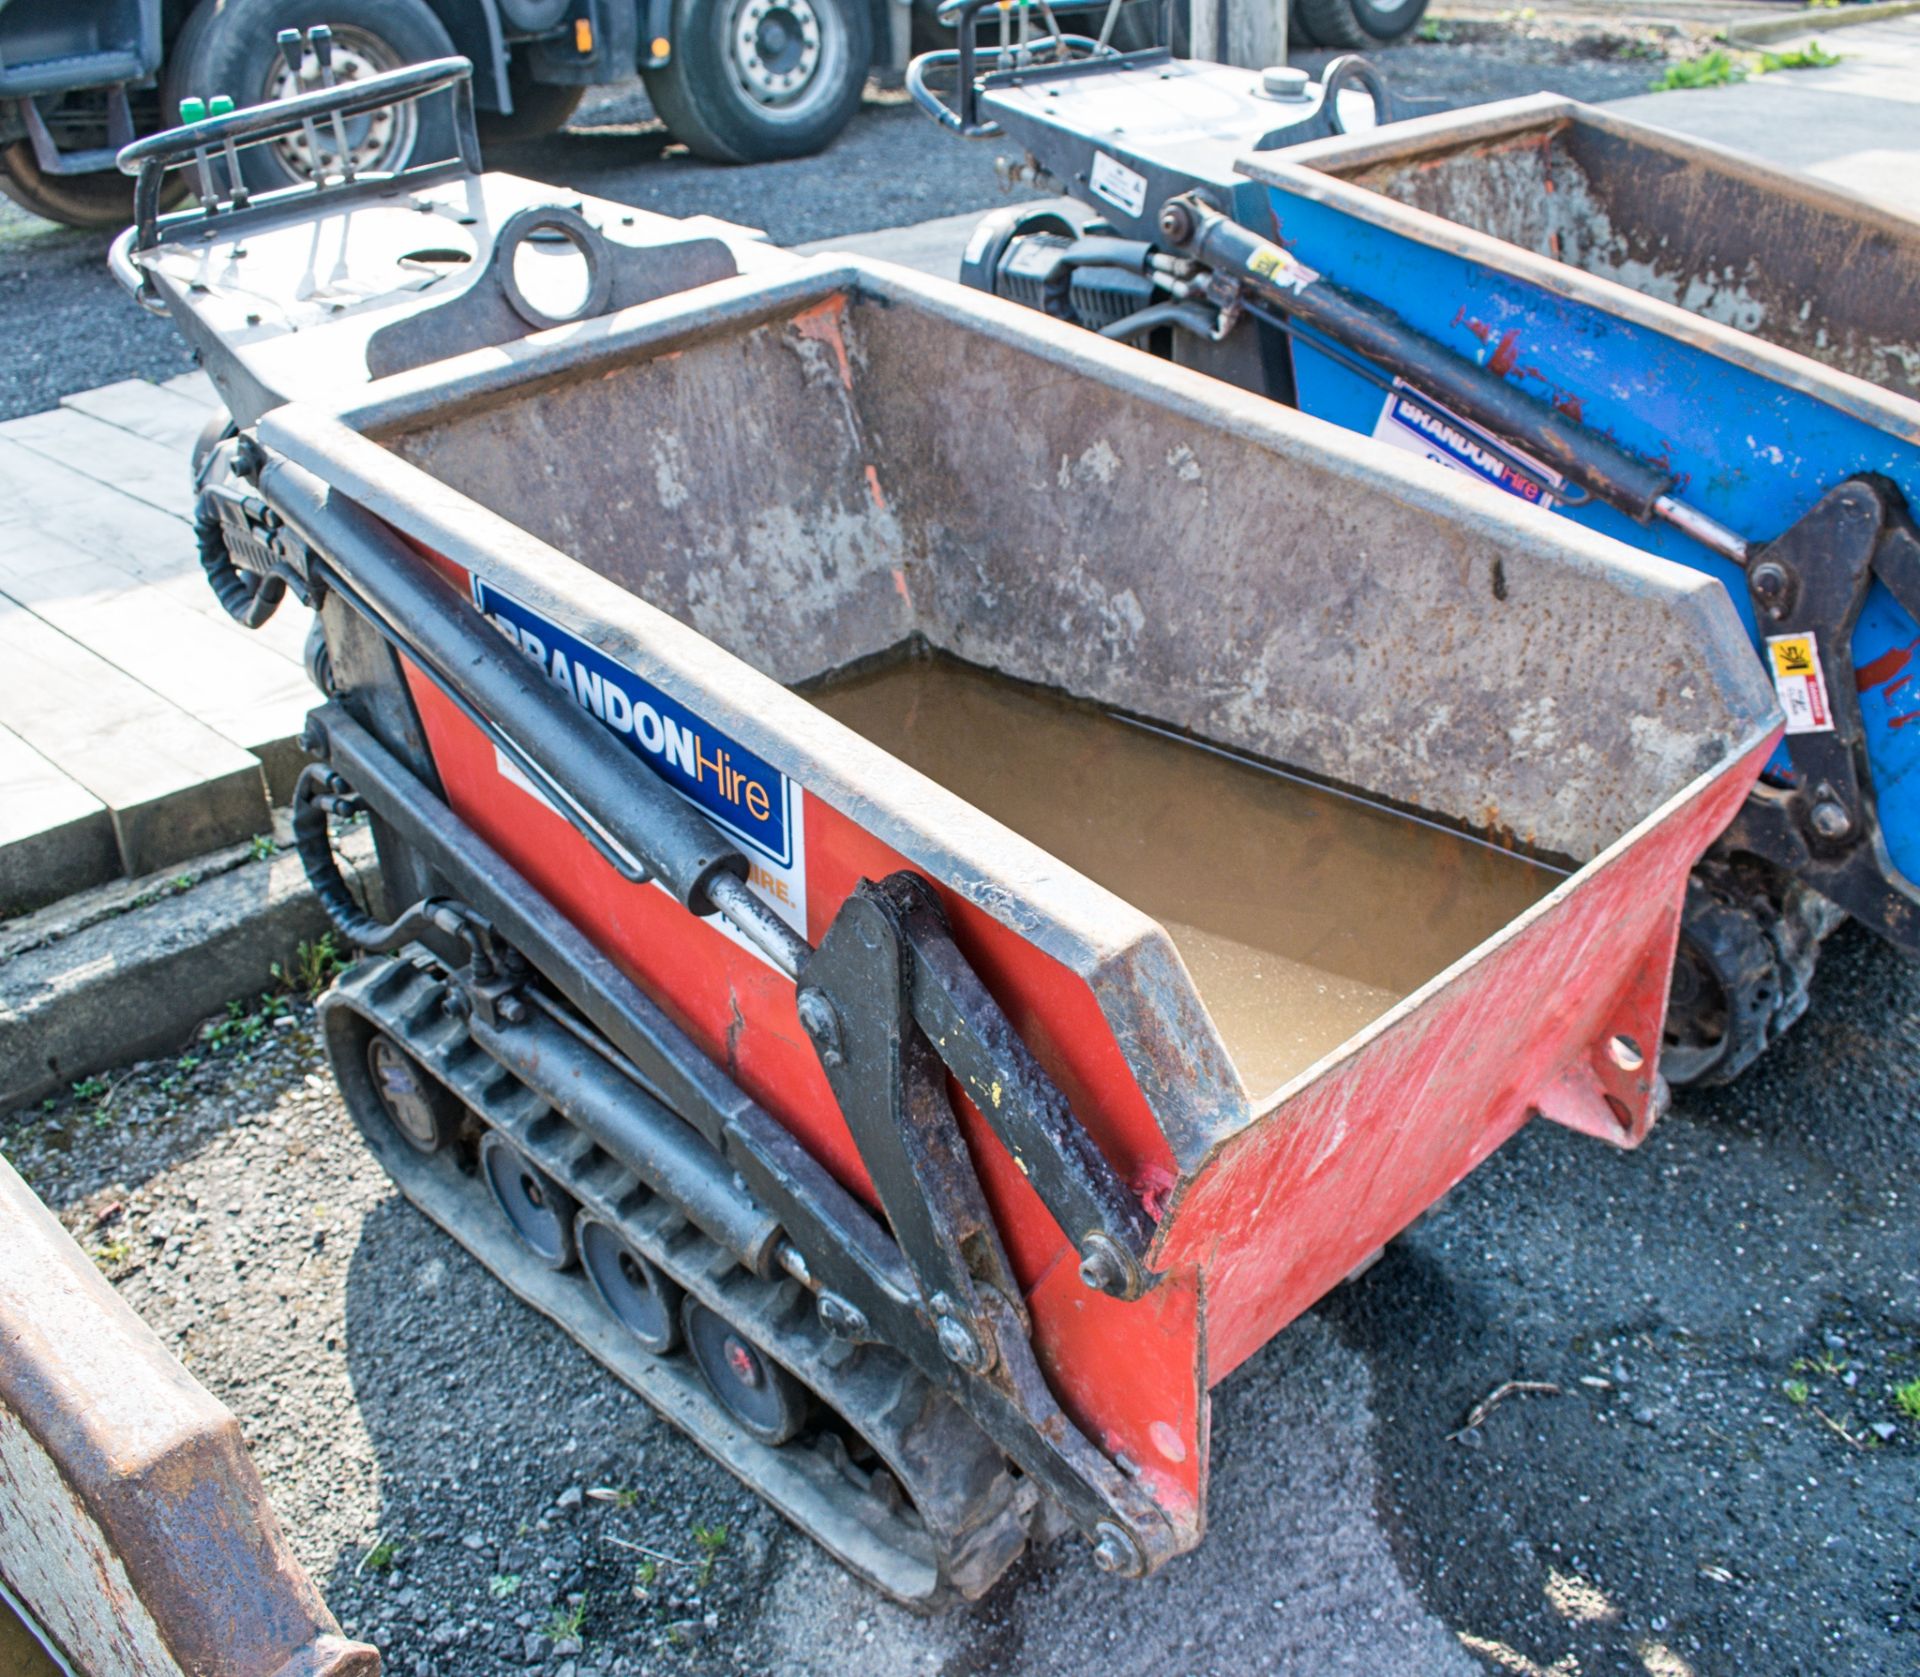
[117,51,481,256]
[910,0,1168,137]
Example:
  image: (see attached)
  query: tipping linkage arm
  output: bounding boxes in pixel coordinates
[799,872,1159,1308]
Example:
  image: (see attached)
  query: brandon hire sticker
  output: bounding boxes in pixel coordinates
[1766,632,1835,735]
[471,576,808,963]
[1371,384,1563,509]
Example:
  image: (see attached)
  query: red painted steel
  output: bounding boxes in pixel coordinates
[398,539,1772,1549]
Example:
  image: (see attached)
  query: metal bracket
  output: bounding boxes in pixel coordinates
[1723,477,1920,953]
[889,876,1157,1298]
[802,872,1155,1304]
[799,875,1026,1373]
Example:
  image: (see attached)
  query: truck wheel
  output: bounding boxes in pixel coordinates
[166,0,458,194]
[643,0,872,165]
[1290,0,1428,49]
[0,142,139,229]
[476,57,585,146]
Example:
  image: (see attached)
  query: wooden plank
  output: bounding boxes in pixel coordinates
[0,436,311,669]
[0,407,198,522]
[61,379,217,457]
[0,722,118,913]
[0,592,267,877]
[161,370,220,410]
[0,529,314,803]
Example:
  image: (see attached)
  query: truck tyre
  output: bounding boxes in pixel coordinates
[0,142,141,229]
[166,0,458,194]
[643,0,872,165]
[1290,0,1428,49]
[476,56,585,146]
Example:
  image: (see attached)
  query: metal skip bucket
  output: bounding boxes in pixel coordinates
[242,246,1779,1592]
[1242,98,1920,983]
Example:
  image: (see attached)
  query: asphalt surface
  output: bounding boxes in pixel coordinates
[5,907,1915,1676]
[7,20,1918,1677]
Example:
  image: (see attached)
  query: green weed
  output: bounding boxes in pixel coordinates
[1650,49,1746,89]
[545,1596,588,1642]
[1894,1379,1920,1423]
[273,932,346,998]
[488,1573,522,1601]
[1784,1378,1810,1406]
[1759,42,1841,72]
[249,833,277,862]
[692,1522,728,1587]
[360,1536,401,1573]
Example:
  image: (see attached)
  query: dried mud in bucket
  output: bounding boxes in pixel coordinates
[810,653,1563,1097]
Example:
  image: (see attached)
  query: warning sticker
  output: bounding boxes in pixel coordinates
[1766,632,1835,735]
[1371,384,1562,509]
[1247,242,1318,294]
[1089,150,1147,218]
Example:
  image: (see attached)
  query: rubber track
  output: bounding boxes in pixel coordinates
[320,951,1033,1609]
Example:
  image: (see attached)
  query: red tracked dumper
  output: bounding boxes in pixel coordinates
[113,53,1781,1604]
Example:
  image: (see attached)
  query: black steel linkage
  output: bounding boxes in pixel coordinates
[1721,477,1920,954]
[889,876,1157,1299]
[799,875,1029,1375]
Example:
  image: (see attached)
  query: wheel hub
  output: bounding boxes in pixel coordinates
[265,31,416,179]
[732,0,822,106]
[723,1334,764,1388]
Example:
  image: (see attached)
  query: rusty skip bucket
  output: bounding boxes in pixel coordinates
[1240,98,1920,1012]
[119,105,1779,1594]
[243,247,1776,1597]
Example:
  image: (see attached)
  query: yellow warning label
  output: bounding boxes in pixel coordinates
[1769,636,1817,678]
[1764,631,1833,735]
[1248,243,1317,292]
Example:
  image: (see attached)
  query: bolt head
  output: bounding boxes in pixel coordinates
[795,987,844,1066]
[497,993,528,1025]
[1158,201,1194,244]
[936,1314,981,1369]
[1809,799,1852,840]
[817,1292,869,1340]
[1077,1232,1136,1299]
[1091,1522,1143,1577]
[1748,561,1793,619]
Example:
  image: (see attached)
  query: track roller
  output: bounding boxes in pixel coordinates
[682,1298,811,1446]
[480,1130,579,1269]
[364,1032,462,1154]
[577,1214,683,1355]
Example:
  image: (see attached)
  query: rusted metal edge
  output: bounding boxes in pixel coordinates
[1240,97,1920,449]
[0,1155,378,1677]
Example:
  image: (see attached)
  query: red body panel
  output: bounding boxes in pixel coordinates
[1156,736,1774,1379]
[397,540,1772,1546]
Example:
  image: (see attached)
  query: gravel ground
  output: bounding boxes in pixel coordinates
[0,12,1716,421]
[4,917,1915,1676]
[8,9,1917,1675]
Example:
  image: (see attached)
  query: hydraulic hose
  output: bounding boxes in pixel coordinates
[196,492,285,628]
[291,763,473,954]
[1158,194,1751,562]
